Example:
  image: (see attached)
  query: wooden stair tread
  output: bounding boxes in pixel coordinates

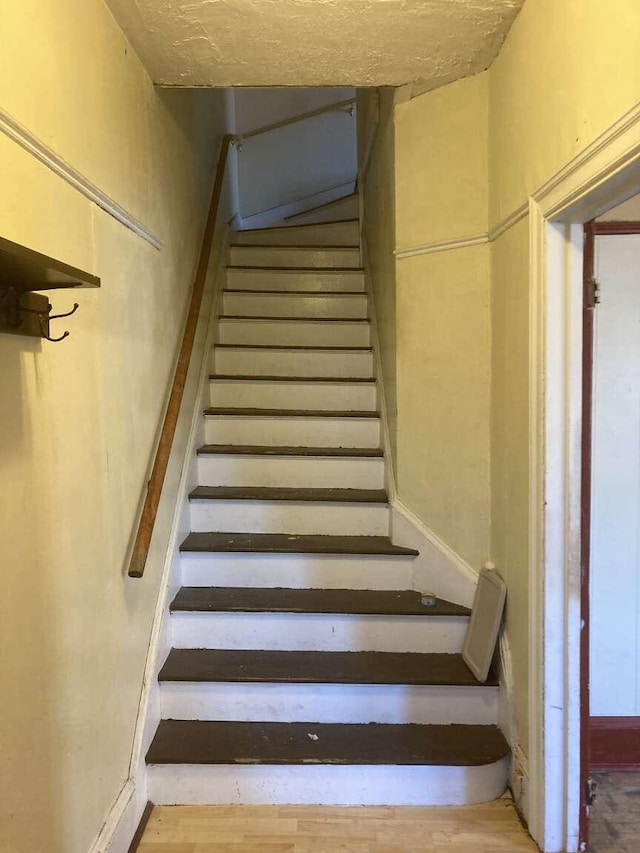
[214,344,372,351]
[209,375,376,383]
[189,486,388,503]
[197,443,382,456]
[179,532,418,557]
[203,410,380,420]
[170,586,463,616]
[146,720,509,766]
[226,266,364,273]
[221,315,369,322]
[224,289,365,295]
[232,245,360,250]
[159,649,490,686]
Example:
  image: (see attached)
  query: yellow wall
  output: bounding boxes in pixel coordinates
[393,73,491,570]
[396,74,489,250]
[488,0,640,758]
[0,2,229,852]
[360,89,398,466]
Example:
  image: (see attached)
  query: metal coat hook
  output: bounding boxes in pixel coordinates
[43,302,79,342]
[13,299,79,342]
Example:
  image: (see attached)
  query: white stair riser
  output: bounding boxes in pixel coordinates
[180,553,414,590]
[171,613,467,653]
[160,682,499,725]
[148,761,509,806]
[226,269,365,292]
[213,348,374,378]
[197,455,384,489]
[218,319,370,347]
[229,246,361,269]
[234,222,359,247]
[209,380,377,411]
[189,500,389,536]
[222,292,368,319]
[204,415,380,448]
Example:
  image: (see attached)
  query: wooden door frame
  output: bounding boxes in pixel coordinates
[580,219,595,847]
[526,101,640,853]
[582,221,640,824]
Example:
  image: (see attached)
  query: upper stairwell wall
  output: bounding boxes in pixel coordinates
[0,2,234,851]
[233,88,358,225]
[360,75,491,574]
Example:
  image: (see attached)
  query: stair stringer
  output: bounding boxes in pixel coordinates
[107,227,232,853]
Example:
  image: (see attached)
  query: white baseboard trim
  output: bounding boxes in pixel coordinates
[394,233,489,260]
[86,779,139,853]
[0,107,162,249]
[391,498,478,608]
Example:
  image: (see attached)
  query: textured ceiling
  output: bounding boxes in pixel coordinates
[105,0,524,89]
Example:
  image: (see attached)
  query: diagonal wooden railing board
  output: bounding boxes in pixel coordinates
[234,98,355,143]
[128,134,232,579]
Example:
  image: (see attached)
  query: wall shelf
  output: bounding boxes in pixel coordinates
[0,236,100,342]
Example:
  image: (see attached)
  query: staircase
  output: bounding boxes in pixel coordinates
[146,216,509,805]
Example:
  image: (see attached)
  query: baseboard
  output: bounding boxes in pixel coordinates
[391,498,478,608]
[86,780,139,853]
[590,716,640,770]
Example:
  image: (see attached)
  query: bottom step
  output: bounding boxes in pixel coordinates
[146,720,509,806]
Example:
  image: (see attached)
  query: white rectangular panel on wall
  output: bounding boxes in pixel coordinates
[236,96,357,220]
[590,233,640,716]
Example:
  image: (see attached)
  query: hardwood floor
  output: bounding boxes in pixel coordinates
[136,799,538,852]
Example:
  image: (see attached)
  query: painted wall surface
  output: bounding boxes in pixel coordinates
[395,74,489,251]
[396,245,491,570]
[361,89,398,469]
[599,192,640,221]
[489,0,640,225]
[488,0,640,759]
[0,2,231,852]
[234,88,357,220]
[393,73,491,570]
[590,235,640,716]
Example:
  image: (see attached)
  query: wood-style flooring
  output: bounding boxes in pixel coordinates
[136,800,539,852]
[589,771,640,853]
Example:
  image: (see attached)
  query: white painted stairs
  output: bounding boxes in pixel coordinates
[146,217,509,806]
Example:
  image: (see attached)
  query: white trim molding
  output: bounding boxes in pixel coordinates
[86,779,137,853]
[393,204,528,261]
[0,107,162,249]
[489,202,529,241]
[394,233,488,260]
[528,98,640,852]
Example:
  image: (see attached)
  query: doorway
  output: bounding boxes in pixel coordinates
[581,197,640,852]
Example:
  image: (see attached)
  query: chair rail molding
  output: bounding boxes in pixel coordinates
[0,107,162,249]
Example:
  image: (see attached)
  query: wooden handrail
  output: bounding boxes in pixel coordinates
[234,98,355,143]
[128,134,232,578]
